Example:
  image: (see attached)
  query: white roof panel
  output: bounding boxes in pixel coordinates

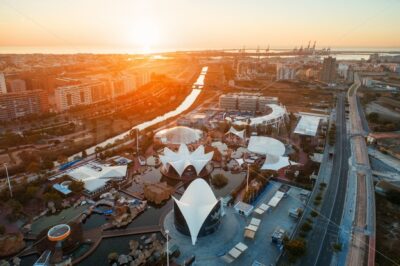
[68,162,127,193]
[247,136,285,156]
[294,115,321,136]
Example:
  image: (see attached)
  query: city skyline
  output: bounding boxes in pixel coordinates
[1,0,400,54]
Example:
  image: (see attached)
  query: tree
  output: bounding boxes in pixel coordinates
[285,239,307,260]
[108,252,118,263]
[69,180,85,193]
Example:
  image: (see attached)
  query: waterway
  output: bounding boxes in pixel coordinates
[68,67,208,161]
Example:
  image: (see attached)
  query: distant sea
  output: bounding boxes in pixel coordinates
[0,46,399,60]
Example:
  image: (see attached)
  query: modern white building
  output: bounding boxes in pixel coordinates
[159,144,213,177]
[173,178,221,245]
[65,162,127,195]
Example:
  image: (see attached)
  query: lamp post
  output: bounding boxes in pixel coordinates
[165,229,169,266]
[246,164,249,192]
[136,128,140,156]
[4,163,12,198]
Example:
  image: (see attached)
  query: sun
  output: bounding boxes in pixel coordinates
[132,20,160,53]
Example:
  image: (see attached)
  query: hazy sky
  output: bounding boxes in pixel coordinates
[0,0,399,52]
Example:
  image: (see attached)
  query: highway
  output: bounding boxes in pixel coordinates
[346,75,376,266]
[297,93,350,266]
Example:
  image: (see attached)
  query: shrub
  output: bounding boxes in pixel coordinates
[332,243,342,252]
[211,174,228,188]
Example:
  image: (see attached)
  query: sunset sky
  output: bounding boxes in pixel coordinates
[0,0,399,53]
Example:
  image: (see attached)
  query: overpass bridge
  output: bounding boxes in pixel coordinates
[345,74,376,266]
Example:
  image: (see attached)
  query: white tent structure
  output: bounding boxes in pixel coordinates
[247,136,285,156]
[154,126,203,144]
[67,162,127,193]
[261,155,297,171]
[172,178,219,245]
[294,115,321,136]
[225,126,245,139]
[159,144,213,177]
[247,136,297,171]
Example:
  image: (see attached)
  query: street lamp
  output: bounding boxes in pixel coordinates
[246,164,250,192]
[165,229,169,266]
[3,163,12,198]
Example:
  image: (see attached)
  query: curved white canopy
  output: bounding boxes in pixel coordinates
[173,178,218,245]
[160,144,213,177]
[155,126,203,144]
[261,155,292,171]
[247,136,285,156]
[225,126,245,139]
[250,104,286,126]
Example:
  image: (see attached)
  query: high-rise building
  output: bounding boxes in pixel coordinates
[10,79,27,92]
[238,95,258,112]
[0,90,49,121]
[219,93,278,112]
[55,81,108,111]
[0,73,7,94]
[276,64,296,80]
[219,94,238,110]
[320,56,337,83]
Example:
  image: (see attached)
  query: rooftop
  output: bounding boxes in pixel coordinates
[294,115,322,136]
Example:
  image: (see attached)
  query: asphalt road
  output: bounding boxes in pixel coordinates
[299,93,350,266]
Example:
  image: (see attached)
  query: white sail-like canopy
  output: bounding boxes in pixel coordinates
[261,155,294,171]
[173,178,218,245]
[159,144,213,177]
[225,126,245,139]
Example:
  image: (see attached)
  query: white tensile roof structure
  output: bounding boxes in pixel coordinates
[225,126,245,139]
[248,136,297,171]
[261,155,297,171]
[154,126,203,144]
[67,162,127,193]
[247,136,285,156]
[294,115,321,136]
[249,104,287,126]
[173,178,219,245]
[159,144,213,177]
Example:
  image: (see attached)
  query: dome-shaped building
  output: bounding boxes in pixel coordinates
[154,126,203,145]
